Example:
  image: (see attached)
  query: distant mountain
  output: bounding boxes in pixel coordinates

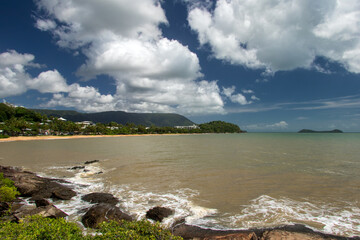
[298,129,343,133]
[32,109,195,127]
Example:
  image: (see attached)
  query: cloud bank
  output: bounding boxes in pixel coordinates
[31,0,257,114]
[245,121,289,130]
[188,0,360,73]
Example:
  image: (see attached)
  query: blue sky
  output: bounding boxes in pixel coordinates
[1,0,360,132]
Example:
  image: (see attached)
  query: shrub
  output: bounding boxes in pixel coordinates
[0,217,183,240]
[0,216,84,240]
[0,173,19,202]
[95,220,183,240]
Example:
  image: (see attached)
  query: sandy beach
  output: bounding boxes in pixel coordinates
[0,134,178,142]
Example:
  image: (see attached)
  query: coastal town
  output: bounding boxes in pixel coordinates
[0,103,242,138]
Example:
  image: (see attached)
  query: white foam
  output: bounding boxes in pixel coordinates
[227,195,360,237]
[39,165,360,237]
[108,186,217,227]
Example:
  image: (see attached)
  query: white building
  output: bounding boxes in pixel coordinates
[174,124,199,130]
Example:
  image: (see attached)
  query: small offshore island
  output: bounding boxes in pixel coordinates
[298,129,343,133]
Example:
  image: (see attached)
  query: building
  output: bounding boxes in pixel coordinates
[174,124,199,130]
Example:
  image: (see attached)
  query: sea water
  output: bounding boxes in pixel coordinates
[0,133,359,237]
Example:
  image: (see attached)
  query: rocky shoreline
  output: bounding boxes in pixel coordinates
[0,165,359,240]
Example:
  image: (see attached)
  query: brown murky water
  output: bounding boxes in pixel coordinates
[0,133,359,236]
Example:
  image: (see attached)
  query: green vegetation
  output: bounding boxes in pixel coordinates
[298,129,343,133]
[33,109,195,127]
[0,216,182,240]
[95,220,182,240]
[0,216,83,240]
[0,103,243,136]
[0,173,19,202]
[199,121,242,133]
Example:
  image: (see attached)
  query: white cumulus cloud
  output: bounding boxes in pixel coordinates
[29,70,69,93]
[188,0,360,73]
[245,121,289,130]
[222,86,248,105]
[0,50,69,98]
[34,0,226,115]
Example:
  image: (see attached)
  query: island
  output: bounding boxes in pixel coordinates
[298,129,343,133]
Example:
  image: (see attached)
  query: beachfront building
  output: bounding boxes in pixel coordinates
[174,124,199,130]
[76,121,95,129]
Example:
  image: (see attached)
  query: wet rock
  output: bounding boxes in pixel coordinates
[81,203,132,228]
[34,198,51,207]
[203,233,258,240]
[146,206,174,222]
[51,187,76,200]
[82,192,119,205]
[0,166,76,200]
[84,160,99,165]
[69,166,85,170]
[14,204,67,220]
[172,224,257,240]
[260,230,336,240]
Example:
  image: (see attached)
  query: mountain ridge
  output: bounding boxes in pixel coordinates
[32,109,195,127]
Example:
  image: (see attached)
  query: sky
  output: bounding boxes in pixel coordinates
[1,0,360,132]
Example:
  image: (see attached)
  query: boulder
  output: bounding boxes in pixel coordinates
[0,166,76,200]
[146,206,174,222]
[82,192,119,205]
[51,187,76,200]
[14,204,67,220]
[69,166,85,170]
[34,198,51,207]
[81,203,132,228]
[172,224,257,240]
[203,233,258,240]
[84,160,99,165]
[260,230,336,240]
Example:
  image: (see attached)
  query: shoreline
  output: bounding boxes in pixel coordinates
[1,165,359,239]
[0,134,188,142]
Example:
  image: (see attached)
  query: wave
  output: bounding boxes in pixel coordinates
[227,195,360,237]
[44,165,360,237]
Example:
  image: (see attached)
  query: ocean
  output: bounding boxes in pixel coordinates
[0,133,359,237]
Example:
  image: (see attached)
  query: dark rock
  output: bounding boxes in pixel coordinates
[69,166,85,170]
[96,171,103,174]
[51,187,76,200]
[260,230,333,240]
[172,224,257,240]
[172,224,358,240]
[0,166,76,201]
[146,206,174,222]
[257,225,357,240]
[83,169,90,173]
[14,204,67,220]
[81,203,132,228]
[203,233,258,240]
[82,192,119,205]
[84,160,99,165]
[35,198,51,207]
[0,202,10,216]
